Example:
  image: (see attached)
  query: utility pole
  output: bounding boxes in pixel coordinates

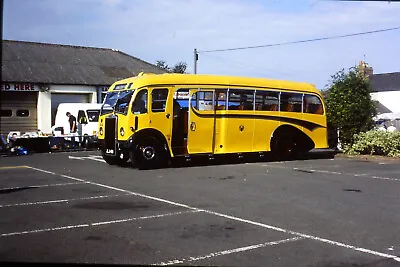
[193,48,198,74]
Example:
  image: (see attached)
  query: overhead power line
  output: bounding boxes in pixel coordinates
[331,0,400,3]
[199,26,400,53]
[201,53,295,77]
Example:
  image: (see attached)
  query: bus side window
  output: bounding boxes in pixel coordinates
[194,91,213,111]
[304,94,324,115]
[280,92,302,112]
[152,89,168,112]
[132,90,148,114]
[215,90,227,110]
[228,90,254,110]
[255,91,279,111]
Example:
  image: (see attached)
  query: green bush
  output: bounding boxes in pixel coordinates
[345,130,400,157]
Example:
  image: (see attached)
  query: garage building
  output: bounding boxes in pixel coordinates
[1,40,165,136]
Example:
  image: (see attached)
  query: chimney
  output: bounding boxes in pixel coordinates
[359,61,373,78]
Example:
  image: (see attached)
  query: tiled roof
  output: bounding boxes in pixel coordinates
[369,72,400,92]
[1,40,165,86]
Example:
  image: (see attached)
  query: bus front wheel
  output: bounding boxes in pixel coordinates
[132,137,165,170]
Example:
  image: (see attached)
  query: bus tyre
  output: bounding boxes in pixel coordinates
[272,135,296,160]
[133,137,165,170]
[101,150,129,166]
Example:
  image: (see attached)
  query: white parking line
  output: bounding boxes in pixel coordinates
[1,210,199,237]
[26,166,400,263]
[261,164,400,182]
[68,155,106,163]
[89,155,103,158]
[156,237,303,265]
[28,167,195,210]
[87,157,106,163]
[0,182,87,191]
[0,193,130,208]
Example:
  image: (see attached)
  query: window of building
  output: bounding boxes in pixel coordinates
[16,110,29,117]
[152,89,169,112]
[228,90,254,110]
[280,92,302,112]
[255,91,279,111]
[303,94,324,114]
[1,110,12,117]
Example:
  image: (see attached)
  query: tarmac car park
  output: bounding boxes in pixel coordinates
[1,150,400,266]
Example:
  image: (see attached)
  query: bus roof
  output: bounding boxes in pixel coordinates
[108,73,320,94]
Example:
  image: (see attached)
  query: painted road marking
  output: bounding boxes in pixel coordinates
[156,237,303,265]
[0,182,87,192]
[0,193,130,208]
[68,156,85,160]
[68,155,106,163]
[89,155,103,158]
[0,166,30,170]
[261,164,400,182]
[26,166,400,263]
[1,210,199,237]
[29,167,194,210]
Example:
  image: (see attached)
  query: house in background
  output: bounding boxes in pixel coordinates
[1,40,165,136]
[369,71,400,130]
[369,71,400,114]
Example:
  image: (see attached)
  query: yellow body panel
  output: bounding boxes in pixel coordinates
[223,110,255,153]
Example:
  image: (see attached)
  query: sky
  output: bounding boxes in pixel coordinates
[3,0,400,89]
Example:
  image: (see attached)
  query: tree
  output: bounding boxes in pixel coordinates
[155,60,187,74]
[324,66,376,147]
[155,60,170,72]
[171,62,187,74]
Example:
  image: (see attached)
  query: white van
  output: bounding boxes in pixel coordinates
[52,103,102,146]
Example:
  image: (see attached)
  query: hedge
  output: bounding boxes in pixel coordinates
[345,130,400,157]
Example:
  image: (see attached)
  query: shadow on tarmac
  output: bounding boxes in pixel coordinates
[112,149,337,170]
[167,149,337,170]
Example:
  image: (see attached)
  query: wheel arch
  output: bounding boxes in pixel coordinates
[270,124,315,153]
[129,128,172,156]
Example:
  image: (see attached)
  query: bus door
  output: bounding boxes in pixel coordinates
[149,88,172,146]
[187,89,215,154]
[130,89,150,133]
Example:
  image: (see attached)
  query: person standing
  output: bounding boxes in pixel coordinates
[66,112,77,133]
[66,112,77,148]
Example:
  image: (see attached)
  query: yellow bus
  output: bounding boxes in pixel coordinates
[98,73,328,169]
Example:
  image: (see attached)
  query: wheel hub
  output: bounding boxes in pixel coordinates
[142,146,155,160]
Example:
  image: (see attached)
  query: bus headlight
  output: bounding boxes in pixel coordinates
[99,127,103,135]
[120,127,125,136]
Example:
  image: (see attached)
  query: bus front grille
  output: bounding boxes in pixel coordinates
[104,117,116,155]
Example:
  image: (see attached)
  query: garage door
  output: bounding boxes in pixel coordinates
[51,93,90,125]
[0,92,38,136]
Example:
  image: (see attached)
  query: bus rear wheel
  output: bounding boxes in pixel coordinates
[271,135,297,160]
[132,137,166,170]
